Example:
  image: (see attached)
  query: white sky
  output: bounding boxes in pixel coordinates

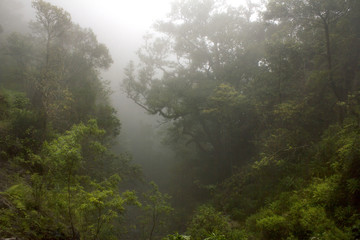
[43,0,252,66]
[47,0,249,32]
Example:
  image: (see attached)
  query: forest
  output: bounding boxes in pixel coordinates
[0,0,359,239]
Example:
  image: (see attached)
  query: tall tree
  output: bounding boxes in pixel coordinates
[264,0,351,101]
[124,0,261,183]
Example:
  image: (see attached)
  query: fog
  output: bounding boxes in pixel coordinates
[0,0,258,196]
[0,0,259,196]
[1,0,260,217]
[18,0,253,184]
[34,0,176,183]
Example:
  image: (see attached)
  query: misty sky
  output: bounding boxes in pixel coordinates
[46,0,172,71]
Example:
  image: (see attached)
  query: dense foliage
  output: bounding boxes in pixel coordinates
[0,1,162,239]
[124,0,360,239]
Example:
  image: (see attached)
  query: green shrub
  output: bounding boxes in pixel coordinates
[187,205,230,240]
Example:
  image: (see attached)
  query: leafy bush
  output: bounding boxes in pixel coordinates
[162,232,190,240]
[187,205,230,240]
